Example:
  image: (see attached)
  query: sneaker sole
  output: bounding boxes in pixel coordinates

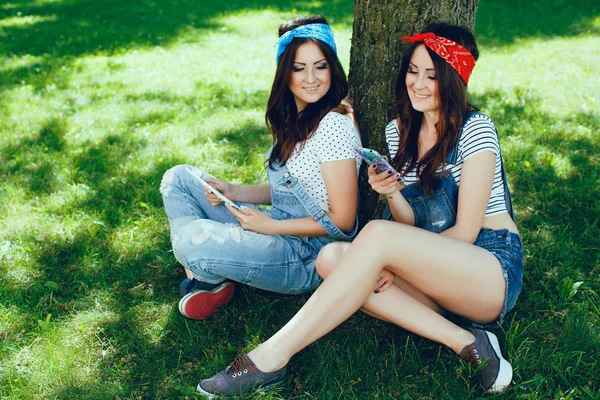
[485,331,513,393]
[196,380,283,399]
[178,282,235,320]
[196,384,221,400]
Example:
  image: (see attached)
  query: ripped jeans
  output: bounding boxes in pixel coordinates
[160,165,323,294]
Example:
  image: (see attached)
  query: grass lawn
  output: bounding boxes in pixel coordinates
[1,0,599,398]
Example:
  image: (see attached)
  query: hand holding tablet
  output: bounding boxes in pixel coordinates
[186,167,244,211]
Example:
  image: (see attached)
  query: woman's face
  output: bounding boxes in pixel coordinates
[289,41,331,112]
[405,44,440,115]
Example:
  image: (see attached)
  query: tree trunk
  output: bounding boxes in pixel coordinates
[349,0,478,227]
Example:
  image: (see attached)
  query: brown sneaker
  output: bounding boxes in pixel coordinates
[459,328,513,393]
[197,354,286,398]
[178,281,235,320]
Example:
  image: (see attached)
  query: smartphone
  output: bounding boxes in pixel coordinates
[355,147,406,184]
[355,146,397,173]
[186,167,243,211]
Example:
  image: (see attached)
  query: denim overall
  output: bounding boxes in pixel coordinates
[160,158,358,295]
[382,112,523,328]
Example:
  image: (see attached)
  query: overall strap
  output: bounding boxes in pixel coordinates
[445,112,483,164]
[462,111,515,220]
[281,166,358,241]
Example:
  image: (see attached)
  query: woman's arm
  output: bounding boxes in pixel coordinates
[227,159,358,236]
[441,151,496,243]
[375,119,415,224]
[204,178,271,205]
[317,158,358,232]
[230,112,361,236]
[385,189,415,225]
[231,184,271,205]
[367,166,415,225]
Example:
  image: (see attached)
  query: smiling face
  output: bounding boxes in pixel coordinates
[405,44,440,116]
[288,41,331,112]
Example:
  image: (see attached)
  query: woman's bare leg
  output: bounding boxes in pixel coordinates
[316,242,443,314]
[319,248,450,333]
[248,220,505,371]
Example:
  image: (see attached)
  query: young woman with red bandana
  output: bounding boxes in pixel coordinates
[197,23,523,397]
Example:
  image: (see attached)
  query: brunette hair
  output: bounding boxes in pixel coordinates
[266,15,352,168]
[392,22,479,193]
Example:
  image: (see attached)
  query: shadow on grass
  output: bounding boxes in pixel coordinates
[469,88,600,393]
[470,89,600,265]
[2,1,599,396]
[0,0,353,91]
[210,118,272,165]
[123,84,270,115]
[0,80,270,200]
[0,117,67,194]
[476,0,599,47]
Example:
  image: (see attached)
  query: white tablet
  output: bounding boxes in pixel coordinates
[186,167,243,211]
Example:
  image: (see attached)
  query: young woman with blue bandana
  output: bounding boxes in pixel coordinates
[160,16,362,321]
[197,23,523,397]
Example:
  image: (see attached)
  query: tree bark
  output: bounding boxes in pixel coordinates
[349,0,478,226]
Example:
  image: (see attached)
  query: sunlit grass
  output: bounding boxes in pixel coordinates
[1,0,599,398]
[0,13,56,27]
[2,307,121,399]
[472,36,599,117]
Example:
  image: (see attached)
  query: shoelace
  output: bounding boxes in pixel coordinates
[460,344,483,367]
[227,355,255,378]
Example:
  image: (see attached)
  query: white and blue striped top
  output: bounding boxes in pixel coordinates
[385,113,508,216]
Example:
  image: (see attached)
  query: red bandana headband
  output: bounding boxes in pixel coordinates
[401,32,475,85]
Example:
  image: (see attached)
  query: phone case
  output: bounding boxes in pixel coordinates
[355,147,406,185]
[355,147,397,173]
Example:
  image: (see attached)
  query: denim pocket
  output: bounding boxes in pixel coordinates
[401,173,459,233]
[271,181,303,209]
[272,181,296,196]
[408,189,457,233]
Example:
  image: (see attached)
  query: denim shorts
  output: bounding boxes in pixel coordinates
[449,228,524,330]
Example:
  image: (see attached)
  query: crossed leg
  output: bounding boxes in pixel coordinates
[247,220,506,371]
[316,242,443,318]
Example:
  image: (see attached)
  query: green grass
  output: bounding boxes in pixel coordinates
[1,0,599,398]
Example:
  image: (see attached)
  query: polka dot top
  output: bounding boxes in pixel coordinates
[287,112,362,212]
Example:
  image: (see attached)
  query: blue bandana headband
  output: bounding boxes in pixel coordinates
[275,23,337,65]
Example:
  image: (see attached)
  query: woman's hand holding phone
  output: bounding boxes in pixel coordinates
[355,146,405,195]
[367,164,404,195]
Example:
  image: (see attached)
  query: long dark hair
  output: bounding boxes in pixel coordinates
[392,22,479,193]
[266,16,352,168]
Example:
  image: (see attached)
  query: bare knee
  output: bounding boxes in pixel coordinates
[315,242,349,279]
[355,220,405,245]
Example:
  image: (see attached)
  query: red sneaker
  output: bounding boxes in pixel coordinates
[178,282,235,320]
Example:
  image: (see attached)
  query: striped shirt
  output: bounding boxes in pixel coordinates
[385,113,508,216]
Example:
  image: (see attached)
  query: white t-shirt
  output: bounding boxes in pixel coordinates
[287,112,362,211]
[385,113,508,216]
